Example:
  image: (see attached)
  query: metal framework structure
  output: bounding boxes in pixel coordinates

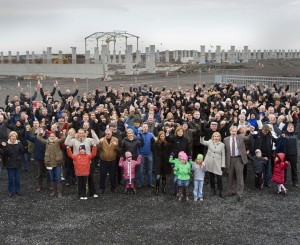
[84,31,140,53]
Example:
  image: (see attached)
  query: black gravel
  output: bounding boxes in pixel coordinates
[1,150,299,245]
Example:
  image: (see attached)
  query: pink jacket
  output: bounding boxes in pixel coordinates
[272,153,288,184]
[119,155,142,182]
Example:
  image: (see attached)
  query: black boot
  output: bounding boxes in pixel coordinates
[254,175,259,189]
[162,179,166,193]
[178,187,183,202]
[219,190,225,199]
[155,179,160,196]
[210,188,216,196]
[184,187,189,201]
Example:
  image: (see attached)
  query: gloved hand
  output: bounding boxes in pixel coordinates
[221,167,226,172]
[188,156,192,161]
[170,152,175,157]
[171,164,175,169]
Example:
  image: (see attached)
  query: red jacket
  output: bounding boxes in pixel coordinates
[272,153,288,184]
[119,155,142,182]
[67,146,97,176]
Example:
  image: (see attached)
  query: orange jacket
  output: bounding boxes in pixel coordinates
[67,146,97,176]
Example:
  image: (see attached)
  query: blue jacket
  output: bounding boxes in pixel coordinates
[25,132,47,161]
[137,132,155,155]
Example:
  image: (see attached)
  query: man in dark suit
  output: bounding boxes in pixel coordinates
[224,126,253,202]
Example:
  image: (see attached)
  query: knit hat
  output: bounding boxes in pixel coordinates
[79,145,86,151]
[255,149,261,153]
[125,151,132,158]
[178,151,188,162]
[196,154,204,161]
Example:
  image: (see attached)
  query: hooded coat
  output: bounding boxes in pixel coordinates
[272,153,288,184]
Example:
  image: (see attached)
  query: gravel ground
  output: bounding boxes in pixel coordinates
[0,60,300,244]
[0,157,299,245]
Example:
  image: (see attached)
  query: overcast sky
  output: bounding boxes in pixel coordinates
[1,0,299,54]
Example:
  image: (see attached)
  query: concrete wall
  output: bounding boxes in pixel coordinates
[0,64,104,79]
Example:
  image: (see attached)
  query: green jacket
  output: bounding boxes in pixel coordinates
[169,157,192,180]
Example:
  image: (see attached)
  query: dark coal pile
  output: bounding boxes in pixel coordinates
[0,149,299,245]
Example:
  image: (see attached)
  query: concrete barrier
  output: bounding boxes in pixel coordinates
[0,64,104,79]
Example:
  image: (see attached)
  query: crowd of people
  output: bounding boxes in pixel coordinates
[0,80,299,202]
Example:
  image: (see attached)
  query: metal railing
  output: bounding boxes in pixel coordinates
[215,75,300,91]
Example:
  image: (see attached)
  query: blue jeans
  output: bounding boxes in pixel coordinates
[48,166,62,184]
[7,168,20,193]
[173,175,178,193]
[139,154,153,186]
[264,158,271,185]
[193,179,204,198]
[177,179,190,187]
[22,152,30,171]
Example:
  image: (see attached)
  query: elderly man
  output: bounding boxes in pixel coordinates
[224,126,253,202]
[98,128,120,193]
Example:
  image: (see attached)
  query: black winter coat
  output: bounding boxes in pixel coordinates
[167,135,190,157]
[284,132,298,156]
[249,155,267,173]
[121,137,144,160]
[153,141,171,175]
[1,141,24,168]
[252,131,273,158]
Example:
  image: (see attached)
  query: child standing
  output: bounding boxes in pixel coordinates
[272,153,289,194]
[169,151,192,202]
[67,144,97,200]
[119,152,142,194]
[249,149,267,190]
[192,154,206,201]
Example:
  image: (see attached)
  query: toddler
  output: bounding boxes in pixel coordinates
[119,152,142,194]
[192,154,206,201]
[249,149,267,190]
[169,151,192,202]
[272,153,289,194]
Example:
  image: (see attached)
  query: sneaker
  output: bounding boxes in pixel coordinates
[83,197,88,200]
[199,198,204,201]
[93,194,98,198]
[80,197,85,200]
[65,182,70,187]
[194,198,198,202]
[283,190,287,195]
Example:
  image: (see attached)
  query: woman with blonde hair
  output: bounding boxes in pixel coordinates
[1,131,24,197]
[200,131,226,198]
